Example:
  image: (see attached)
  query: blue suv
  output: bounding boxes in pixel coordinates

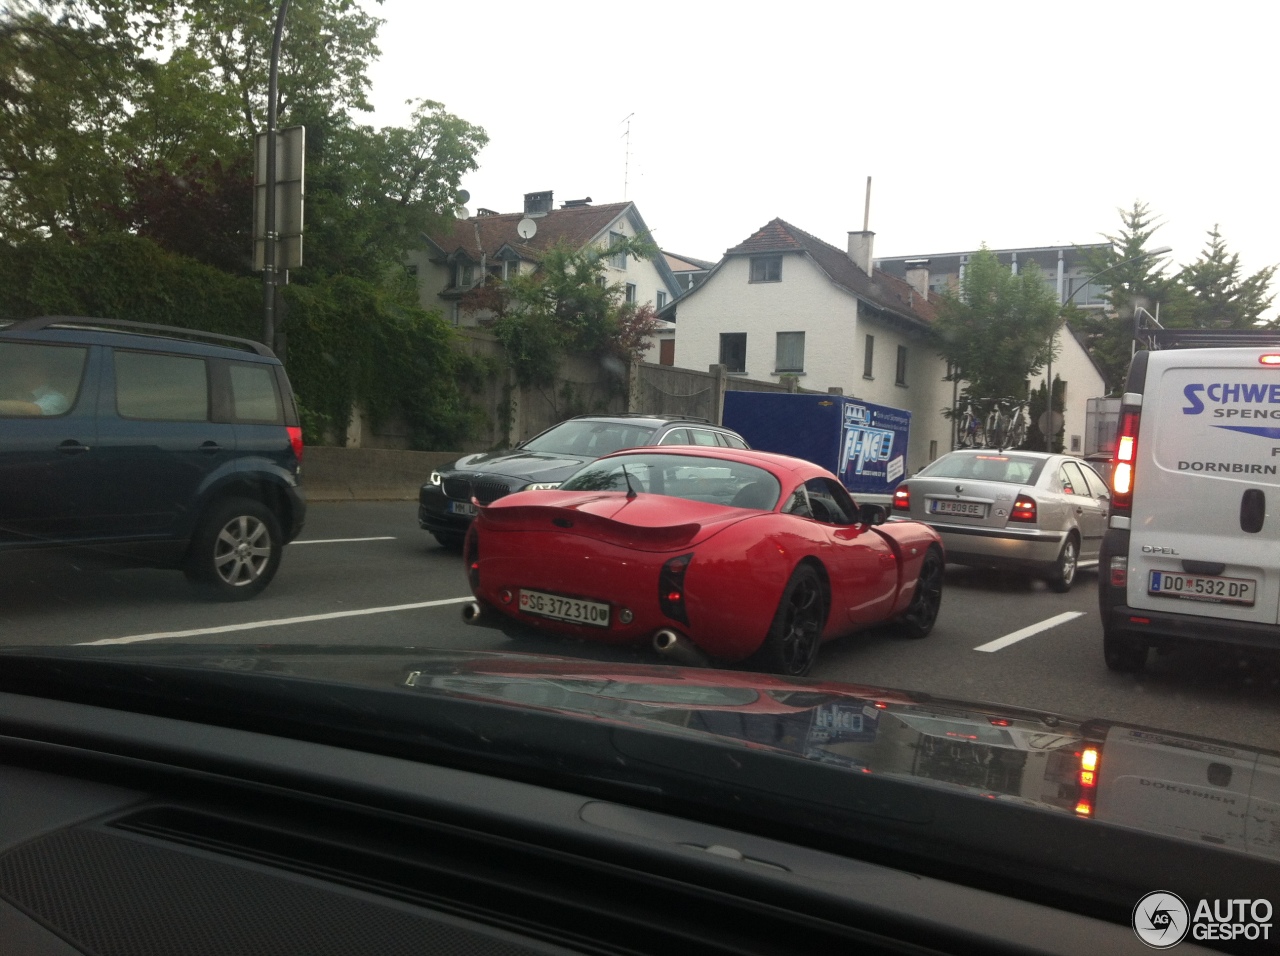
[0,317,306,599]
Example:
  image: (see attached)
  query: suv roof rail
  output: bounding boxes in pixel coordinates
[3,316,276,357]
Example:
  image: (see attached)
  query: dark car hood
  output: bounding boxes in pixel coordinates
[447,449,588,482]
[4,642,1277,869]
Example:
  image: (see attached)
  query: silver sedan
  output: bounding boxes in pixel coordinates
[889,450,1110,591]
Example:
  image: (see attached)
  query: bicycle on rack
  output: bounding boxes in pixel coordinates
[952,397,1027,450]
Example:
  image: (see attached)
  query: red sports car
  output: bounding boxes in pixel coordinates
[462,447,944,676]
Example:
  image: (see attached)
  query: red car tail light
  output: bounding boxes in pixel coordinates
[659,553,693,624]
[1010,495,1037,522]
[286,426,304,462]
[893,484,911,511]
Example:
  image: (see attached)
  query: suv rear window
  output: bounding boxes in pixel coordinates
[115,350,209,421]
[229,362,283,423]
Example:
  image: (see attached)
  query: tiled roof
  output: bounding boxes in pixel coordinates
[726,219,937,326]
[427,202,634,261]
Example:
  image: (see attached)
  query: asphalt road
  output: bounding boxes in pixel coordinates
[3,500,1279,750]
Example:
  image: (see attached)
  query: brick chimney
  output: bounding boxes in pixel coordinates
[904,258,930,299]
[847,230,874,276]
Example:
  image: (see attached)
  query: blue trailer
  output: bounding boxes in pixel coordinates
[722,393,911,499]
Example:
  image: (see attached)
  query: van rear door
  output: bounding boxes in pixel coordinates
[1128,348,1280,625]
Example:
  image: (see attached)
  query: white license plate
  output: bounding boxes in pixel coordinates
[930,499,987,517]
[448,500,476,516]
[1148,571,1256,606]
[519,589,611,627]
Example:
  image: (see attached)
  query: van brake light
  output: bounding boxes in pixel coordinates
[1111,410,1140,511]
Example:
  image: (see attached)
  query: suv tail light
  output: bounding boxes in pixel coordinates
[286,426,304,463]
[893,484,911,511]
[1010,495,1037,522]
[1111,410,1140,511]
[659,553,693,623]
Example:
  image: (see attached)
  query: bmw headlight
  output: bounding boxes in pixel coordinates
[429,471,442,486]
[523,482,561,491]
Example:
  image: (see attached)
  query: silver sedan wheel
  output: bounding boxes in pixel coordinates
[213,514,273,586]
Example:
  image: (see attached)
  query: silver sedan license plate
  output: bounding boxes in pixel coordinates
[1148,571,1256,606]
[930,499,986,518]
[519,589,611,627]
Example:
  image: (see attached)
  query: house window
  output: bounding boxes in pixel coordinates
[896,345,908,386]
[656,291,667,309]
[928,440,937,462]
[719,333,747,373]
[749,255,781,282]
[659,339,674,366]
[609,231,627,269]
[506,260,520,279]
[455,262,474,287]
[775,332,804,373]
[863,334,874,379]
[625,283,637,304]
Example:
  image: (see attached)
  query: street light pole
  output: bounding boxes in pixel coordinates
[1042,245,1172,446]
[262,0,292,349]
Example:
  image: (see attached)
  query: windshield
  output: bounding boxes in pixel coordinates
[559,453,781,509]
[4,1,1279,938]
[520,420,658,457]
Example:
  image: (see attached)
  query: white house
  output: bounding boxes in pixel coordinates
[1031,326,1108,455]
[410,191,683,353]
[663,218,953,473]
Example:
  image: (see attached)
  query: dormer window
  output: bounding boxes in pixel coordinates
[455,262,475,287]
[749,255,782,282]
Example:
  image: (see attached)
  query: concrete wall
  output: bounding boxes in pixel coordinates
[304,447,459,501]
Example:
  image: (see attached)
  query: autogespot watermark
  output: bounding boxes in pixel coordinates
[1133,891,1273,948]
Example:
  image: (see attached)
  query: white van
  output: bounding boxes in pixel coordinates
[1099,338,1280,671]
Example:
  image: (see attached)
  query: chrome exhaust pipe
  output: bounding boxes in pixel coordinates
[461,601,486,625]
[652,629,709,667]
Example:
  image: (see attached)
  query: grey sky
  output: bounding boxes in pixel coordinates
[363,0,1276,311]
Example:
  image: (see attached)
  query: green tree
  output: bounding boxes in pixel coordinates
[932,247,1061,434]
[1072,201,1172,393]
[481,235,661,389]
[1162,226,1277,330]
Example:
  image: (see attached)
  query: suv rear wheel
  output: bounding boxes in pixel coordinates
[186,497,283,600]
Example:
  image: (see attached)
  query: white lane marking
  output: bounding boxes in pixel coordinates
[974,611,1084,653]
[77,596,474,646]
[290,536,397,545]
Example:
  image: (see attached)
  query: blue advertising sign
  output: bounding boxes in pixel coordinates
[836,401,911,494]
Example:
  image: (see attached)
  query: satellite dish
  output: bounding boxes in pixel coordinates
[456,189,470,205]
[454,205,471,219]
[517,217,538,240]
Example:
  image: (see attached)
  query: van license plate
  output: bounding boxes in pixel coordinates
[519,589,611,627]
[1148,571,1256,606]
[930,500,987,517]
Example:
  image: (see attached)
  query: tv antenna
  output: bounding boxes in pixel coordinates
[621,113,634,198]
